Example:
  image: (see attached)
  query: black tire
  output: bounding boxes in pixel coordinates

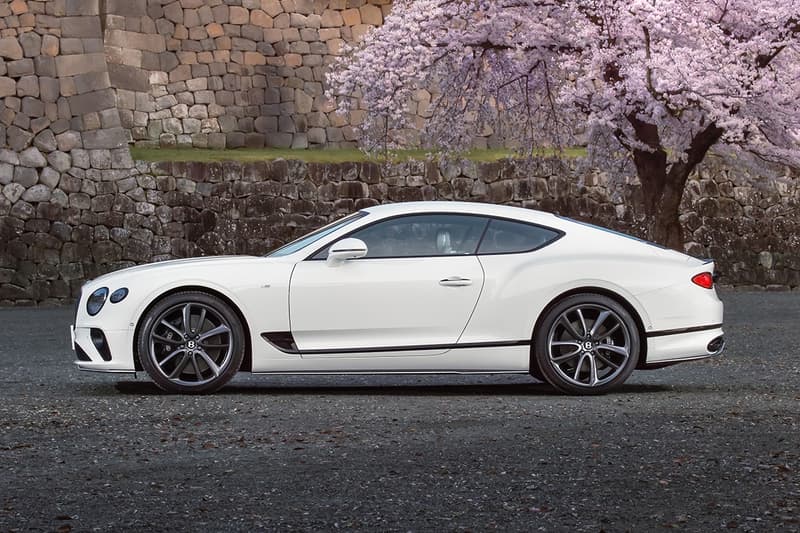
[137,291,245,394]
[533,293,640,395]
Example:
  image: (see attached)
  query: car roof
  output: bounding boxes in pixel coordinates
[361,201,561,225]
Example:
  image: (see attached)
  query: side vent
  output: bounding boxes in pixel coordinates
[261,332,299,354]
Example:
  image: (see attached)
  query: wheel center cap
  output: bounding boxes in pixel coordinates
[583,341,594,351]
[187,340,197,349]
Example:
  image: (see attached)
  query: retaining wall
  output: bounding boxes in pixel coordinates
[1,157,798,305]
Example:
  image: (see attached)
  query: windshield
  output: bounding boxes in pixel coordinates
[267,212,368,257]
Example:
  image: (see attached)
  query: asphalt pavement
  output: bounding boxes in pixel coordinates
[0,291,798,532]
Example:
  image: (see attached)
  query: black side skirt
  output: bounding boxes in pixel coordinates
[261,332,530,356]
[646,323,722,338]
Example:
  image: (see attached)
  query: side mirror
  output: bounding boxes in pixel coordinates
[326,238,368,265]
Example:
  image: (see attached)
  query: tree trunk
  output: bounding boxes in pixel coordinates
[631,148,687,250]
[629,123,724,250]
[645,169,689,250]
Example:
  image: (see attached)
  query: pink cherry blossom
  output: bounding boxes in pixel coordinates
[328,0,800,248]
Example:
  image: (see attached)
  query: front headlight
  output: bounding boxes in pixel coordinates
[86,287,108,316]
[110,287,128,303]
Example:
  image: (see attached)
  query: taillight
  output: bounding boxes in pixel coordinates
[691,272,714,289]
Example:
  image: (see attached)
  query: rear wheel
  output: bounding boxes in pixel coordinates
[534,294,639,395]
[137,291,245,394]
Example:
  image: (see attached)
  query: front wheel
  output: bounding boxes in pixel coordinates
[533,294,640,395]
[137,291,245,394]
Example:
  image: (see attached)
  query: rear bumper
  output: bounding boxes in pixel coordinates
[645,325,724,365]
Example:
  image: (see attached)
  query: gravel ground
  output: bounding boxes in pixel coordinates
[0,291,798,532]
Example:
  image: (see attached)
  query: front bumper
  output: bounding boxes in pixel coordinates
[70,325,136,373]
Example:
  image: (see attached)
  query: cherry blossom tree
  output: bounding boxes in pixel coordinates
[328,0,800,249]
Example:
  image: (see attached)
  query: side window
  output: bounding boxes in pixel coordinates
[477,219,561,255]
[313,214,489,259]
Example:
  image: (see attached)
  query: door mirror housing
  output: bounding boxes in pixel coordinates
[327,238,368,265]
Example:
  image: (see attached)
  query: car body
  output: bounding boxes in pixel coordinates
[71,201,724,394]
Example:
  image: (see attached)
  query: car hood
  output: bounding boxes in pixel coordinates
[88,255,263,285]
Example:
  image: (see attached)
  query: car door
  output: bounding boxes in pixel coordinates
[289,214,489,354]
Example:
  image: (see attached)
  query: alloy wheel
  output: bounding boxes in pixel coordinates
[148,302,234,387]
[546,303,632,388]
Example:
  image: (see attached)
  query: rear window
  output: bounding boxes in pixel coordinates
[477,219,562,255]
[557,216,666,250]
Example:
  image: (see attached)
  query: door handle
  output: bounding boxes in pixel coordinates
[439,276,472,287]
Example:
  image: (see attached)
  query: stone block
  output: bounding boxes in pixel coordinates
[106,63,149,93]
[14,166,39,187]
[55,53,107,78]
[3,182,25,202]
[55,131,81,152]
[69,88,117,115]
[8,59,35,77]
[34,130,57,152]
[22,96,45,118]
[89,149,112,169]
[105,30,167,54]
[342,8,360,25]
[16,75,40,98]
[9,0,28,14]
[211,4,229,23]
[262,0,283,17]
[207,132,226,149]
[188,105,208,119]
[0,38,23,61]
[39,167,60,189]
[81,127,130,150]
[19,32,42,58]
[40,35,59,57]
[245,132,265,148]
[39,77,59,103]
[265,132,292,148]
[251,10,272,27]
[307,127,326,144]
[206,23,224,38]
[73,72,111,96]
[62,16,103,38]
[106,0,147,16]
[0,77,15,98]
[183,118,201,134]
[0,163,12,184]
[19,147,47,168]
[0,149,20,165]
[7,126,34,152]
[66,0,98,16]
[295,89,313,114]
[163,118,182,134]
[321,10,343,27]
[31,118,52,135]
[360,4,383,25]
[22,184,52,203]
[230,6,249,24]
[226,131,246,148]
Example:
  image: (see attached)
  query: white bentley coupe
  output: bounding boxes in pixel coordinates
[71,201,724,394]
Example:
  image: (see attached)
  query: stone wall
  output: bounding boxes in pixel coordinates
[0,0,798,305]
[1,157,798,305]
[105,0,406,150]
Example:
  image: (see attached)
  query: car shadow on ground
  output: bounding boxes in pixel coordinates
[107,380,674,397]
